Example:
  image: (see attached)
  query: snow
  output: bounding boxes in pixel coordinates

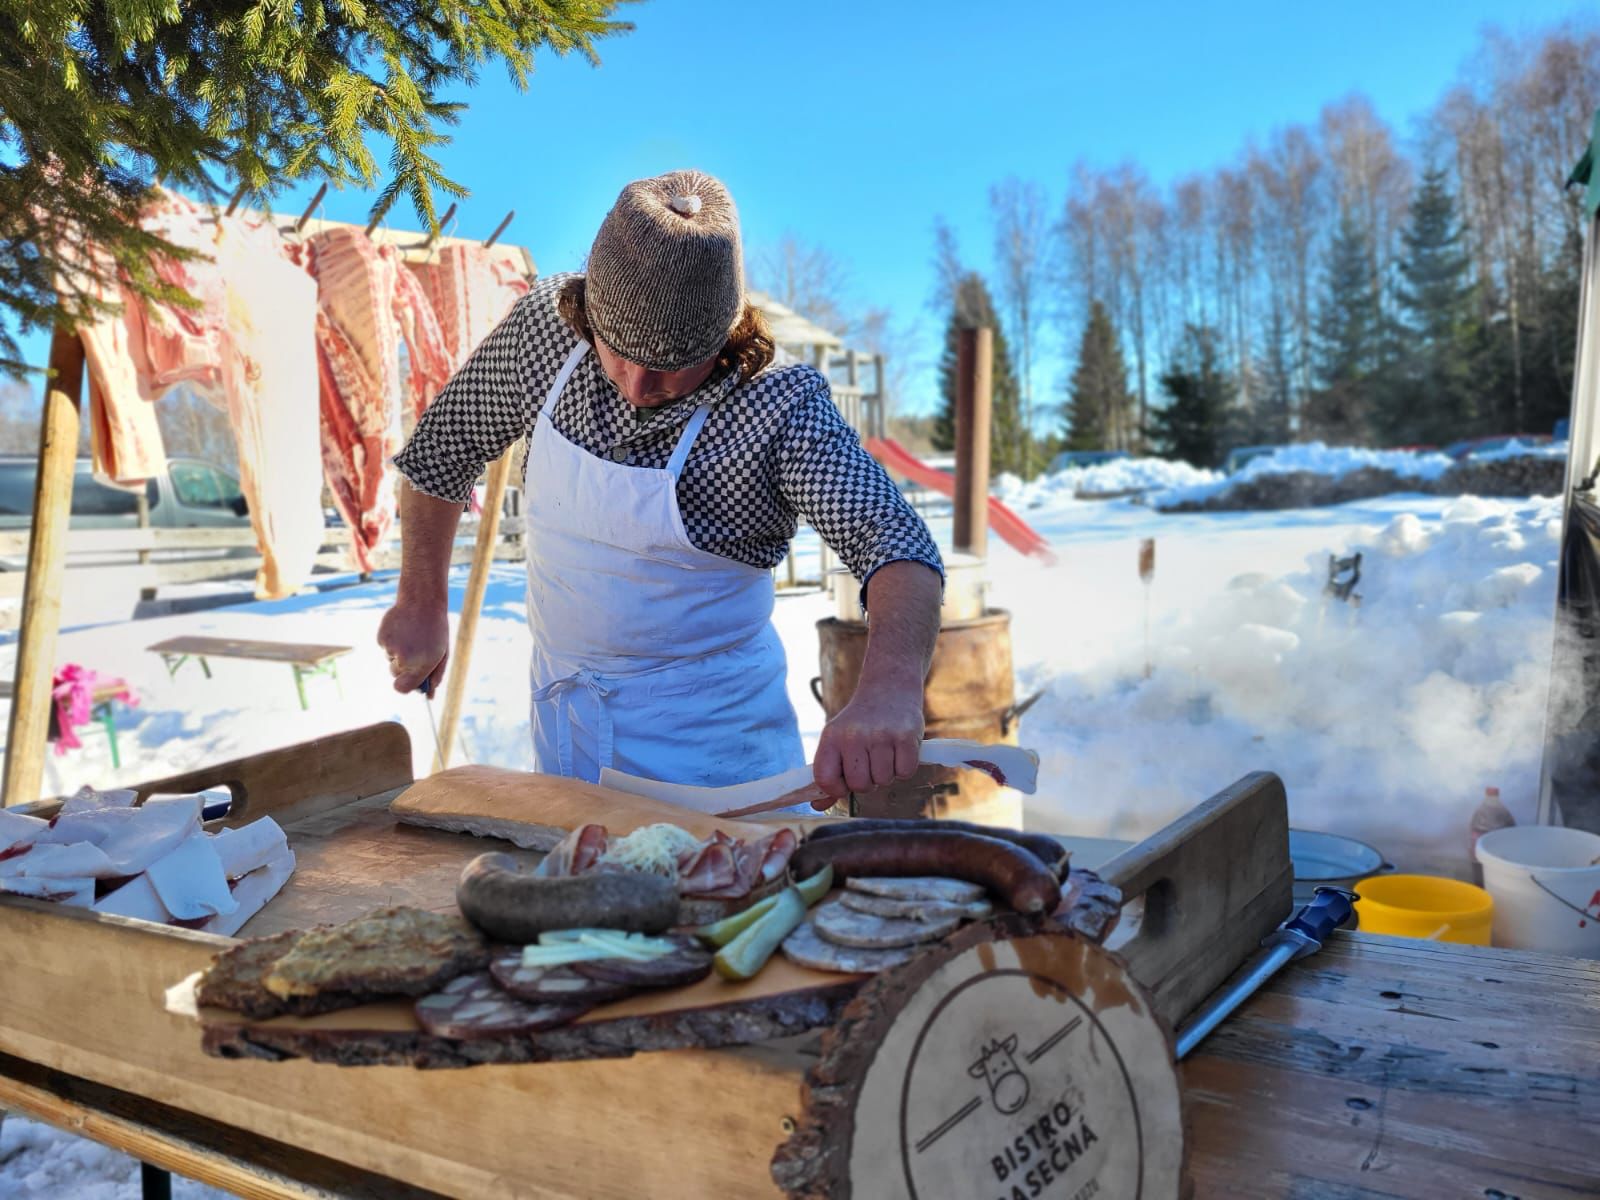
[1151,442,1459,506]
[0,485,1567,1191]
[1467,438,1567,463]
[996,493,1561,866]
[994,457,1220,511]
[0,1116,229,1198]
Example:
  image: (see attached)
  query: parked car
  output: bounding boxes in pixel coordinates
[1048,449,1130,473]
[0,455,250,532]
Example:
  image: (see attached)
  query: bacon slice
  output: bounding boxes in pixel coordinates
[533,823,609,878]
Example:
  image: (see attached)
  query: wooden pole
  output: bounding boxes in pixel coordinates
[4,329,85,805]
[432,444,516,772]
[953,326,992,559]
[422,203,459,249]
[873,352,887,438]
[293,183,329,234]
[483,211,515,249]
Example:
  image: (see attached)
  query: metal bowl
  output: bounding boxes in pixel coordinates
[1289,829,1390,903]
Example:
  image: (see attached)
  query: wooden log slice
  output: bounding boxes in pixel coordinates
[771,914,1184,1200]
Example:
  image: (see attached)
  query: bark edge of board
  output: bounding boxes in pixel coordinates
[770,913,1185,1200]
[200,978,861,1069]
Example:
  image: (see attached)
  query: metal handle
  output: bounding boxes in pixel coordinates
[809,676,825,709]
[1283,886,1358,950]
[1001,689,1045,736]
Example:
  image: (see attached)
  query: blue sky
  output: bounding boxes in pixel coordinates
[20,0,1597,416]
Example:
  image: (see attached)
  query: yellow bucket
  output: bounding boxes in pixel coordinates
[1354,874,1493,945]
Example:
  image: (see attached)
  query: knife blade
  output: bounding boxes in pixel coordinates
[599,738,1039,820]
[418,677,442,764]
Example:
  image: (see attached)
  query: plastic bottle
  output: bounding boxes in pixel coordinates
[1469,786,1515,884]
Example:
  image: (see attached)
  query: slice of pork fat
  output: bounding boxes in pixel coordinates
[918,740,1040,794]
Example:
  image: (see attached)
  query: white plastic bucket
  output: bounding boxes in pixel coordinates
[1475,825,1600,957]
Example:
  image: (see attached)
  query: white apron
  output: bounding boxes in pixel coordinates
[524,342,804,796]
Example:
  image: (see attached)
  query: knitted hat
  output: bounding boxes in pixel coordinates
[584,170,744,371]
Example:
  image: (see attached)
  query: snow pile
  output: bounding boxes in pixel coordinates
[0,1116,228,1198]
[1154,442,1456,506]
[1467,438,1566,463]
[997,458,1221,511]
[1022,495,1562,863]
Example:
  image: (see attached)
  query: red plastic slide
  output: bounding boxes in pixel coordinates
[866,437,1057,564]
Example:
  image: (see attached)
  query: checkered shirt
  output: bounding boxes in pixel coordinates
[395,273,943,596]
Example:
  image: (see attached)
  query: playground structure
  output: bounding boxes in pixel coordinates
[750,293,1057,582]
[866,436,1056,563]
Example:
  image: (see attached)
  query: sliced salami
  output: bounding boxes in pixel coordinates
[812,898,961,949]
[488,952,636,1005]
[781,918,918,974]
[413,972,587,1039]
[845,876,986,903]
[839,891,993,922]
[571,936,713,989]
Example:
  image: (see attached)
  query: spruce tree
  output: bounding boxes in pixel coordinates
[933,273,1027,476]
[1379,166,1479,444]
[1306,213,1381,442]
[1251,306,1294,445]
[1148,324,1234,468]
[0,2,631,372]
[1064,301,1132,451]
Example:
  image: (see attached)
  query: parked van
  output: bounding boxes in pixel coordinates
[0,457,254,575]
[0,456,250,532]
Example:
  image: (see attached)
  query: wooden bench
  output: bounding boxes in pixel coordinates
[146,637,352,711]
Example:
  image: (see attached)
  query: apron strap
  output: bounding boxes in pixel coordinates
[530,667,615,776]
[546,341,590,411]
[666,404,713,480]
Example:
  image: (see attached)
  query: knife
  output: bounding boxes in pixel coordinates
[599,739,1039,819]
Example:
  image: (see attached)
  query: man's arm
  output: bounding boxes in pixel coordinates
[377,481,464,693]
[812,560,942,801]
[380,291,539,692]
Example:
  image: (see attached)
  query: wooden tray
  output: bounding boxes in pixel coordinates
[184,747,1287,1071]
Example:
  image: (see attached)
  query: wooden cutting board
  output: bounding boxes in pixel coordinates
[186,913,867,1069]
[390,765,814,845]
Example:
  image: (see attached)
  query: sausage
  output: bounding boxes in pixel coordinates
[456,853,679,942]
[572,936,713,988]
[791,831,1061,915]
[414,972,587,1039]
[805,819,1069,876]
[489,952,637,1005]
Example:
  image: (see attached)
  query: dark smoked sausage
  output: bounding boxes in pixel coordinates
[456,853,679,942]
[791,831,1061,914]
[804,819,1069,876]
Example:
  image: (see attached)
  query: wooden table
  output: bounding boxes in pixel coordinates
[0,725,1595,1198]
[146,636,352,711]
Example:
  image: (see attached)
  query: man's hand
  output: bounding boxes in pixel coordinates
[813,682,925,805]
[380,479,464,695]
[377,599,449,694]
[810,560,942,808]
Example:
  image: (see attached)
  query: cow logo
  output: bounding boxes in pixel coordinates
[968,1033,1030,1114]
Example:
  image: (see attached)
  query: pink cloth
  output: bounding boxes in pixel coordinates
[50,666,134,755]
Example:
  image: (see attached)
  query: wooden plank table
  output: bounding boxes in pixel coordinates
[147,636,352,711]
[0,725,1594,1198]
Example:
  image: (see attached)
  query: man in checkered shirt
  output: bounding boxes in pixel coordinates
[380,170,943,804]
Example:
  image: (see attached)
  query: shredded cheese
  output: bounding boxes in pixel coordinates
[597,823,704,878]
